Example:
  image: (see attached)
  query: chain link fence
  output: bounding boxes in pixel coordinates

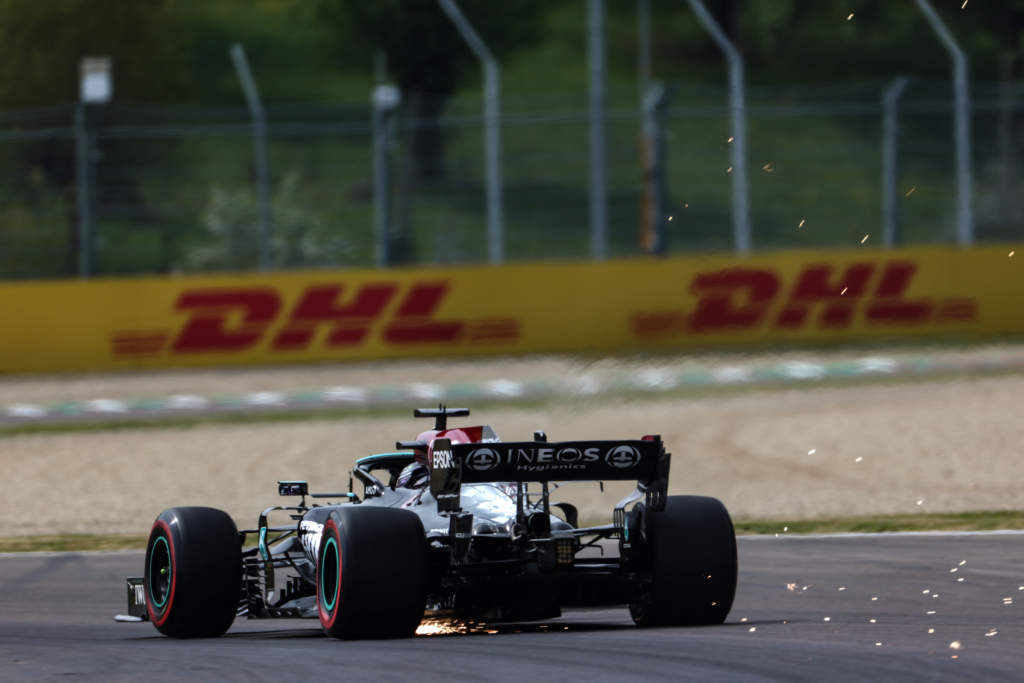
[0,80,1021,280]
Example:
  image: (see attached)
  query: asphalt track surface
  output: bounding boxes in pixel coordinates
[1,533,1021,682]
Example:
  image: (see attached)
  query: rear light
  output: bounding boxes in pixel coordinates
[555,538,575,565]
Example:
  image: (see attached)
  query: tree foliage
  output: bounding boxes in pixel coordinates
[0,0,327,107]
[312,0,555,180]
[645,0,1024,85]
[0,0,1020,107]
[313,0,553,94]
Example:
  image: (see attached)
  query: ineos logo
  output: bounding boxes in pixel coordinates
[605,445,642,469]
[556,447,583,463]
[465,447,501,472]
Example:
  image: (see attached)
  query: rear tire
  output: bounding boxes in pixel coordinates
[144,506,241,637]
[317,506,427,639]
[630,495,737,626]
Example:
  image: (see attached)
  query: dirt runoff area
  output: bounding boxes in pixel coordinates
[3,372,1023,537]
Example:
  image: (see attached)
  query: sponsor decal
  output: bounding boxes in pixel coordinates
[555,447,584,463]
[112,280,519,357]
[432,447,455,470]
[299,520,324,561]
[604,445,642,470]
[430,438,461,512]
[506,446,602,472]
[465,447,501,472]
[631,261,977,336]
[466,444,645,474]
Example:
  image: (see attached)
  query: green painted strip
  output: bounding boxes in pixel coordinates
[320,535,339,612]
[8,351,1024,425]
[356,451,415,464]
[148,535,171,609]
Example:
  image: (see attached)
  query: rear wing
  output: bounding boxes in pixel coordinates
[429,437,670,512]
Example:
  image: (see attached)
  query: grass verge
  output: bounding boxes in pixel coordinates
[0,533,149,553]
[733,510,1024,535]
[2,510,1021,553]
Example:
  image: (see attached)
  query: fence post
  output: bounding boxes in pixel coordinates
[882,77,910,248]
[588,0,608,260]
[372,85,401,268]
[229,43,273,270]
[913,0,973,246]
[437,0,504,264]
[685,0,750,254]
[641,83,668,255]
[997,53,1015,216]
[637,0,652,103]
[74,103,93,278]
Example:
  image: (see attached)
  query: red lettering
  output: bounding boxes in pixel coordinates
[173,289,281,352]
[688,268,780,332]
[865,262,931,324]
[110,331,170,356]
[383,282,464,343]
[776,263,875,328]
[934,298,977,321]
[631,311,687,337]
[466,318,520,342]
[272,284,397,350]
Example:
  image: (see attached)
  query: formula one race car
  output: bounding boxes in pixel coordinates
[122,406,737,639]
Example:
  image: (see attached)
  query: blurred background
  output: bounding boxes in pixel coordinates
[1,0,1022,279]
[3,1,1024,541]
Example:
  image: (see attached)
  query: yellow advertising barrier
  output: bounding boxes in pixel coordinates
[0,245,1020,374]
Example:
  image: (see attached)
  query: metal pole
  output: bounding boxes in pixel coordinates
[914,0,973,246]
[637,0,652,103]
[372,102,390,268]
[882,77,910,248]
[997,53,1015,215]
[642,83,668,255]
[230,43,273,269]
[437,0,504,264]
[686,0,750,254]
[588,0,608,260]
[372,85,400,268]
[74,104,92,277]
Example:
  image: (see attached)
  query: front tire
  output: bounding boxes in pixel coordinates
[144,506,241,637]
[317,506,427,639]
[630,495,737,626]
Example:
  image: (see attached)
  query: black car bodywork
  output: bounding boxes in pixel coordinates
[126,406,737,638]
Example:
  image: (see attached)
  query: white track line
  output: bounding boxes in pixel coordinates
[741,529,1024,540]
[0,549,145,558]
[5,404,46,418]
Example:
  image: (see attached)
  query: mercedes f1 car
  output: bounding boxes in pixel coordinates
[123,406,738,638]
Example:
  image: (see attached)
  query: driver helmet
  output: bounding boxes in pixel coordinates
[396,460,428,489]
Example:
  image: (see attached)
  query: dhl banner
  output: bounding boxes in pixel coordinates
[0,245,1020,374]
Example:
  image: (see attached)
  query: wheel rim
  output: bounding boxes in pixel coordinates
[148,535,172,609]
[320,536,339,613]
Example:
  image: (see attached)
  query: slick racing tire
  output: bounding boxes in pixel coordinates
[144,506,242,638]
[630,495,737,627]
[317,506,427,639]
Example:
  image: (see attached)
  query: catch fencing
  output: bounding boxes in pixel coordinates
[0,80,1022,280]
